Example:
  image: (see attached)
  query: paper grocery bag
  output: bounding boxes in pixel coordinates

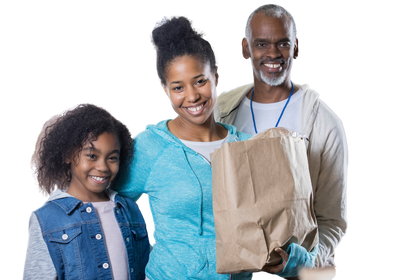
[211,128,318,274]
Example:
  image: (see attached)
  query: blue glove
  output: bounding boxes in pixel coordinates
[276,243,319,278]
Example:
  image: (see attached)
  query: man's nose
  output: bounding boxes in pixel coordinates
[265,44,281,59]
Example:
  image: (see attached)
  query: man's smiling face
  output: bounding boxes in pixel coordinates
[243,12,298,86]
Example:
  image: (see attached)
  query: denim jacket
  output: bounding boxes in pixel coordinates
[24,189,149,280]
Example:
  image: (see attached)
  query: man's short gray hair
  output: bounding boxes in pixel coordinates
[245,4,297,41]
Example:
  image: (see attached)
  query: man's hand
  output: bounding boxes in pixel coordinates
[261,248,289,274]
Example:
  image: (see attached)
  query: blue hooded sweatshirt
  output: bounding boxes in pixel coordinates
[114,120,252,280]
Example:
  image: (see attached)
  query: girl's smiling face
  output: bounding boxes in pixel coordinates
[163,55,218,126]
[66,132,121,202]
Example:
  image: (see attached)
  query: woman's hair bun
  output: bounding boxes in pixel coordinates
[152,17,201,49]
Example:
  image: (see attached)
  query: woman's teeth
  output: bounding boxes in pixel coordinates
[90,176,107,182]
[187,103,204,112]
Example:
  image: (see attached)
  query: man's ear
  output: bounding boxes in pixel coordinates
[294,38,299,59]
[242,38,250,59]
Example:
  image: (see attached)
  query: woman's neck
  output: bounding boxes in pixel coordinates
[168,116,227,142]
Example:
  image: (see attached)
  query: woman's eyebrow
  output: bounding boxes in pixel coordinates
[171,74,204,84]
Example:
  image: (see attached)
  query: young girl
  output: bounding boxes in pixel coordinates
[114,17,252,280]
[23,104,150,280]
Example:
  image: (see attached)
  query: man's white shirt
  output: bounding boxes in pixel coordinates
[233,89,304,135]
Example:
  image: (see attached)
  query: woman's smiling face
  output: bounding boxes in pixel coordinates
[163,55,218,126]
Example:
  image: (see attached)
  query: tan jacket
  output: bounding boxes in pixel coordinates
[215,83,348,267]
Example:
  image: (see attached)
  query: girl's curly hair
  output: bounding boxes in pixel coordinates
[32,104,134,194]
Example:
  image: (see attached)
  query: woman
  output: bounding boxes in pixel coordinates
[114,17,252,279]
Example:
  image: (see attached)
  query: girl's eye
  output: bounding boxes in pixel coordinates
[109,156,119,162]
[87,154,96,159]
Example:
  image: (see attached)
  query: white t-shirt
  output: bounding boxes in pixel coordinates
[180,136,229,162]
[233,89,304,135]
[92,199,128,280]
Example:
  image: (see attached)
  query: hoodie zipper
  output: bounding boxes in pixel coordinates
[196,153,211,166]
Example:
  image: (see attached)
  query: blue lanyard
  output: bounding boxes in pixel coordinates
[250,81,294,134]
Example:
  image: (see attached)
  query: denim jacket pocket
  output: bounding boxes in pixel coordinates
[48,225,82,244]
[48,225,84,279]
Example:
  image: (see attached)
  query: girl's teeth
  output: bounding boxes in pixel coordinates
[187,104,204,112]
[91,176,107,182]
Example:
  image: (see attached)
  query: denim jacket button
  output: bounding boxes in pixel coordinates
[86,207,92,213]
[62,234,68,240]
[96,234,102,240]
[103,263,109,269]
[126,237,130,242]
[130,268,134,273]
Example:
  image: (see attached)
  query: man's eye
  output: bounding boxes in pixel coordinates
[279,42,291,47]
[196,79,207,85]
[256,43,265,47]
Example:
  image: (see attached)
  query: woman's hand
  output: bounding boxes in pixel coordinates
[261,248,289,274]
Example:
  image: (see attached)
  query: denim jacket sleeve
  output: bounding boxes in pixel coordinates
[23,213,57,280]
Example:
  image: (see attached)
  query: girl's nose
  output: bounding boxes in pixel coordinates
[96,159,109,172]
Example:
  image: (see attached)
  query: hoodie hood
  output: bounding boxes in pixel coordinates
[47,189,118,202]
[145,119,240,153]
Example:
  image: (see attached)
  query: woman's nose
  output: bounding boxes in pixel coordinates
[185,86,200,103]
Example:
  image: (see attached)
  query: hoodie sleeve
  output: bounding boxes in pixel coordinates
[23,213,57,280]
[311,101,348,267]
[114,130,162,201]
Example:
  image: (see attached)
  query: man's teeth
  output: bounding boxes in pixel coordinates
[264,63,281,68]
[187,103,204,112]
[91,176,107,182]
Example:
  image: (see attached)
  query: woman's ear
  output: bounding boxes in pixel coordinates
[163,86,169,97]
[215,68,222,88]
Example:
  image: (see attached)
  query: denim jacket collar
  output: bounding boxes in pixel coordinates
[48,189,123,214]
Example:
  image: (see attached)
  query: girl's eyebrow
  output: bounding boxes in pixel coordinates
[82,147,120,154]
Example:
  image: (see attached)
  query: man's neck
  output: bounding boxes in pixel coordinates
[247,79,298,104]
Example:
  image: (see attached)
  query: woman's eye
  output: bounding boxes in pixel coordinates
[196,79,207,85]
[173,86,183,91]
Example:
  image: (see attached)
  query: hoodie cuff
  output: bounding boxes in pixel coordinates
[276,243,319,278]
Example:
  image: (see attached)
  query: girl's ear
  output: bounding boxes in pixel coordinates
[65,152,74,164]
[65,157,71,164]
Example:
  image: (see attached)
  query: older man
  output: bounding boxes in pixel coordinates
[215,4,347,278]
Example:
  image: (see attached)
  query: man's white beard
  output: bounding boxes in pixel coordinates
[249,59,296,86]
[258,68,287,86]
